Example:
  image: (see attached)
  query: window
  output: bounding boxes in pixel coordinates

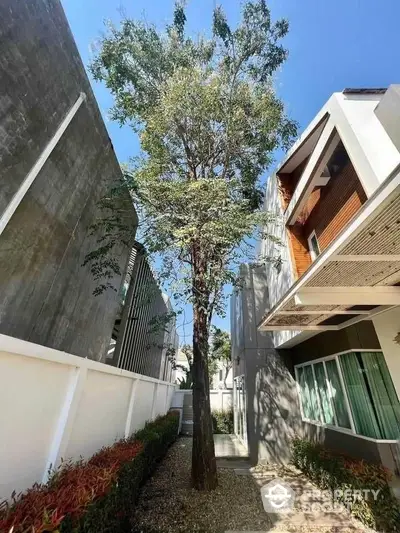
[307,230,320,260]
[295,351,400,440]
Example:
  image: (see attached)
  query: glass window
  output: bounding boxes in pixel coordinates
[339,352,400,440]
[297,365,321,422]
[308,232,320,260]
[325,359,351,429]
[296,352,400,441]
[314,362,335,425]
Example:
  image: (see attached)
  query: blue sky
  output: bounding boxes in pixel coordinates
[62,0,400,344]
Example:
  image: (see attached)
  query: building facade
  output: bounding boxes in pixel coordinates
[0,0,137,360]
[108,243,178,381]
[231,86,400,473]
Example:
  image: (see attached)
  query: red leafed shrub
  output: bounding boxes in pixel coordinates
[0,440,143,533]
[88,439,143,470]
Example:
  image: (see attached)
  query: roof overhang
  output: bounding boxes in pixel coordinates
[258,162,400,332]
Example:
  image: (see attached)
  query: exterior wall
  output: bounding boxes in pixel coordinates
[0,333,175,502]
[231,271,400,470]
[289,156,367,277]
[337,93,400,192]
[375,85,400,152]
[0,0,136,360]
[304,159,367,251]
[281,320,400,473]
[231,265,302,465]
[372,307,400,398]
[259,177,299,347]
[111,245,176,381]
[287,321,381,365]
[172,389,233,412]
[303,422,399,474]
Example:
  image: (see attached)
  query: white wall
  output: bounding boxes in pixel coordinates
[172,389,232,412]
[0,334,176,502]
[372,307,400,398]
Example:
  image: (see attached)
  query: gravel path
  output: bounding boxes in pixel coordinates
[131,437,272,533]
[131,437,371,533]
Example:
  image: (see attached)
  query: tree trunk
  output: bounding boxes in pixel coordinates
[223,366,229,390]
[191,301,218,490]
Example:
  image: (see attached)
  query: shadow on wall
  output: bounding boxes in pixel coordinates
[245,276,303,465]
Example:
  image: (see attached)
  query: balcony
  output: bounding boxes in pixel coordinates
[259,88,400,337]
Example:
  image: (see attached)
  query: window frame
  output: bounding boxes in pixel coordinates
[307,230,321,261]
[294,349,399,444]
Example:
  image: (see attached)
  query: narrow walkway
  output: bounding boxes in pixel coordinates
[213,433,248,458]
[131,437,372,533]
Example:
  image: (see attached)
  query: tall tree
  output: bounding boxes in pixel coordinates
[91,0,296,490]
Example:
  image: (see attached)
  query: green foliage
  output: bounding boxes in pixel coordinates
[210,327,232,388]
[291,438,400,532]
[90,0,296,489]
[178,371,193,389]
[89,0,296,318]
[0,412,179,533]
[211,409,234,434]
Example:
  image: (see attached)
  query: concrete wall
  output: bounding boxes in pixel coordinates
[259,175,299,347]
[303,422,400,474]
[375,85,400,153]
[231,264,302,465]
[0,0,137,360]
[287,321,381,365]
[0,333,175,502]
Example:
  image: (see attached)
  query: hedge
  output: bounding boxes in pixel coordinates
[291,438,400,532]
[0,411,180,533]
[211,408,234,434]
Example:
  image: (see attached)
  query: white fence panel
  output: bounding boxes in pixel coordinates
[172,389,233,412]
[210,390,233,411]
[65,370,132,460]
[0,334,176,503]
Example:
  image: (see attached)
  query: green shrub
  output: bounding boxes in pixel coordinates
[212,408,234,434]
[291,438,400,532]
[0,411,180,533]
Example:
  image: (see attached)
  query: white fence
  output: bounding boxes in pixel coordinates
[172,389,232,411]
[0,334,175,502]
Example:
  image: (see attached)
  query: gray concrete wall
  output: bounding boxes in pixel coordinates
[259,174,299,348]
[231,264,303,465]
[303,422,400,474]
[0,0,137,360]
[287,321,381,365]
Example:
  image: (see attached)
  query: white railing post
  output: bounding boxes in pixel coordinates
[124,378,139,438]
[42,364,88,483]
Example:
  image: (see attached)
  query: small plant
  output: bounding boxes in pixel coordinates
[0,412,179,533]
[291,438,400,532]
[211,409,234,434]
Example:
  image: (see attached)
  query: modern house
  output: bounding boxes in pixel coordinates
[231,86,400,474]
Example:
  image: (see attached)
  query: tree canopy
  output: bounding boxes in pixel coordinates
[91,0,296,490]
